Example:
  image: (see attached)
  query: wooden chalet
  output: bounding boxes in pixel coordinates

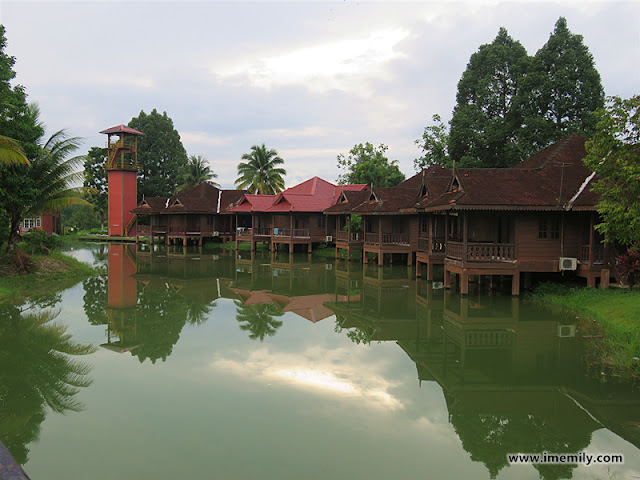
[418,134,611,294]
[324,166,450,267]
[229,177,368,252]
[131,183,245,245]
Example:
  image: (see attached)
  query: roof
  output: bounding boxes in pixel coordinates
[423,135,598,212]
[229,176,368,214]
[131,183,246,215]
[230,194,277,213]
[327,165,451,215]
[100,125,145,136]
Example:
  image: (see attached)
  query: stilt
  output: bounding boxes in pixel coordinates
[444,269,451,289]
[308,243,312,253]
[378,252,384,266]
[587,274,596,288]
[416,261,422,278]
[426,262,434,281]
[512,272,520,296]
[600,269,610,289]
[460,271,469,295]
[407,252,413,266]
[363,251,368,264]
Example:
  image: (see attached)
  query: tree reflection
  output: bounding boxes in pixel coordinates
[448,393,595,480]
[82,274,108,325]
[234,301,284,341]
[0,306,95,464]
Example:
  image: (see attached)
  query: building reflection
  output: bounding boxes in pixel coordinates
[325,266,640,480]
[88,243,639,479]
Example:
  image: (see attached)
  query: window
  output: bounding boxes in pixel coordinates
[538,217,560,239]
[421,218,429,234]
[317,216,326,228]
[23,218,35,229]
[36,216,41,227]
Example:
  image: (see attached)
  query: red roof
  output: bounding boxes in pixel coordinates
[229,176,368,214]
[100,125,145,136]
[232,194,278,212]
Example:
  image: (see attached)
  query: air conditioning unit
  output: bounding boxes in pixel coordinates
[558,325,576,338]
[559,257,577,271]
[212,231,220,237]
[432,282,444,289]
[325,263,333,270]
[325,235,333,242]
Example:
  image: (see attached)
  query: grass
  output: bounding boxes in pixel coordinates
[530,283,640,381]
[0,251,96,305]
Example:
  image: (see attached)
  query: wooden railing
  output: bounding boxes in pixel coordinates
[418,236,445,254]
[254,227,271,236]
[446,241,464,260]
[152,226,168,234]
[364,233,409,245]
[579,244,604,264]
[272,228,310,238]
[137,225,150,235]
[336,231,362,242]
[446,241,515,262]
[464,329,513,348]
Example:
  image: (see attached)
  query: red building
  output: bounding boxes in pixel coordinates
[19,212,61,235]
[101,125,144,237]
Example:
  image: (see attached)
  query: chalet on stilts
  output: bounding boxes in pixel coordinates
[131,183,246,246]
[418,135,612,294]
[229,177,368,253]
[324,166,450,267]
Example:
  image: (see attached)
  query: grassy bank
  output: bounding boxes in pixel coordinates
[530,284,640,381]
[0,251,96,304]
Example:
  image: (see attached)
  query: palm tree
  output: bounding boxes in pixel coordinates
[235,144,286,194]
[0,135,29,165]
[234,301,284,341]
[176,154,219,192]
[3,126,92,252]
[0,306,95,464]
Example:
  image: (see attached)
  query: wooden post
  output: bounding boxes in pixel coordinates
[600,269,610,289]
[511,271,520,296]
[462,212,468,263]
[378,252,384,266]
[427,262,434,281]
[444,268,451,289]
[588,215,594,266]
[428,215,433,254]
[461,271,469,295]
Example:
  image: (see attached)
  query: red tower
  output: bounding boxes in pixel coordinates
[101,125,144,237]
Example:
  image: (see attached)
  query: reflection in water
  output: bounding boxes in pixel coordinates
[79,243,640,479]
[0,306,95,465]
[234,301,284,341]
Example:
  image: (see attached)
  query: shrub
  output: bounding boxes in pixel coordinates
[617,243,640,287]
[21,229,61,255]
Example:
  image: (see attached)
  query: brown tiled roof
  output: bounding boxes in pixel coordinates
[423,135,598,211]
[345,165,452,215]
[324,189,371,214]
[131,183,246,215]
[131,197,168,214]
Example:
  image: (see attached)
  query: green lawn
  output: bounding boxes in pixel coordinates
[0,251,96,304]
[530,284,640,380]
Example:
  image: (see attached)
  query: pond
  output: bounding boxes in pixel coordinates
[2,242,639,480]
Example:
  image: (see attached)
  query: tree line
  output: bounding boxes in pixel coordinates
[1,19,638,254]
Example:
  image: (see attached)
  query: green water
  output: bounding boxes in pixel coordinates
[2,243,639,479]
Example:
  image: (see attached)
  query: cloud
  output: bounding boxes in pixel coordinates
[210,345,404,411]
[213,27,410,96]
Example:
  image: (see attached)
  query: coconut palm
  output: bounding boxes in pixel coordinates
[0,306,95,464]
[234,301,284,341]
[176,154,220,192]
[235,144,286,194]
[2,117,92,252]
[0,135,29,165]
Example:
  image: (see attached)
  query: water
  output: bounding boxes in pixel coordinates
[2,243,639,479]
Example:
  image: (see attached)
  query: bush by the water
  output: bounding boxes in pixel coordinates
[21,230,61,254]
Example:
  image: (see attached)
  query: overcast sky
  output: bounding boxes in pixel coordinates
[1,1,638,188]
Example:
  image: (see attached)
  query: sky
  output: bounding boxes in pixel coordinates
[1,0,638,189]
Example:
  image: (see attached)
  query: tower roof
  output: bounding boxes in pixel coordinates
[100,125,145,136]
